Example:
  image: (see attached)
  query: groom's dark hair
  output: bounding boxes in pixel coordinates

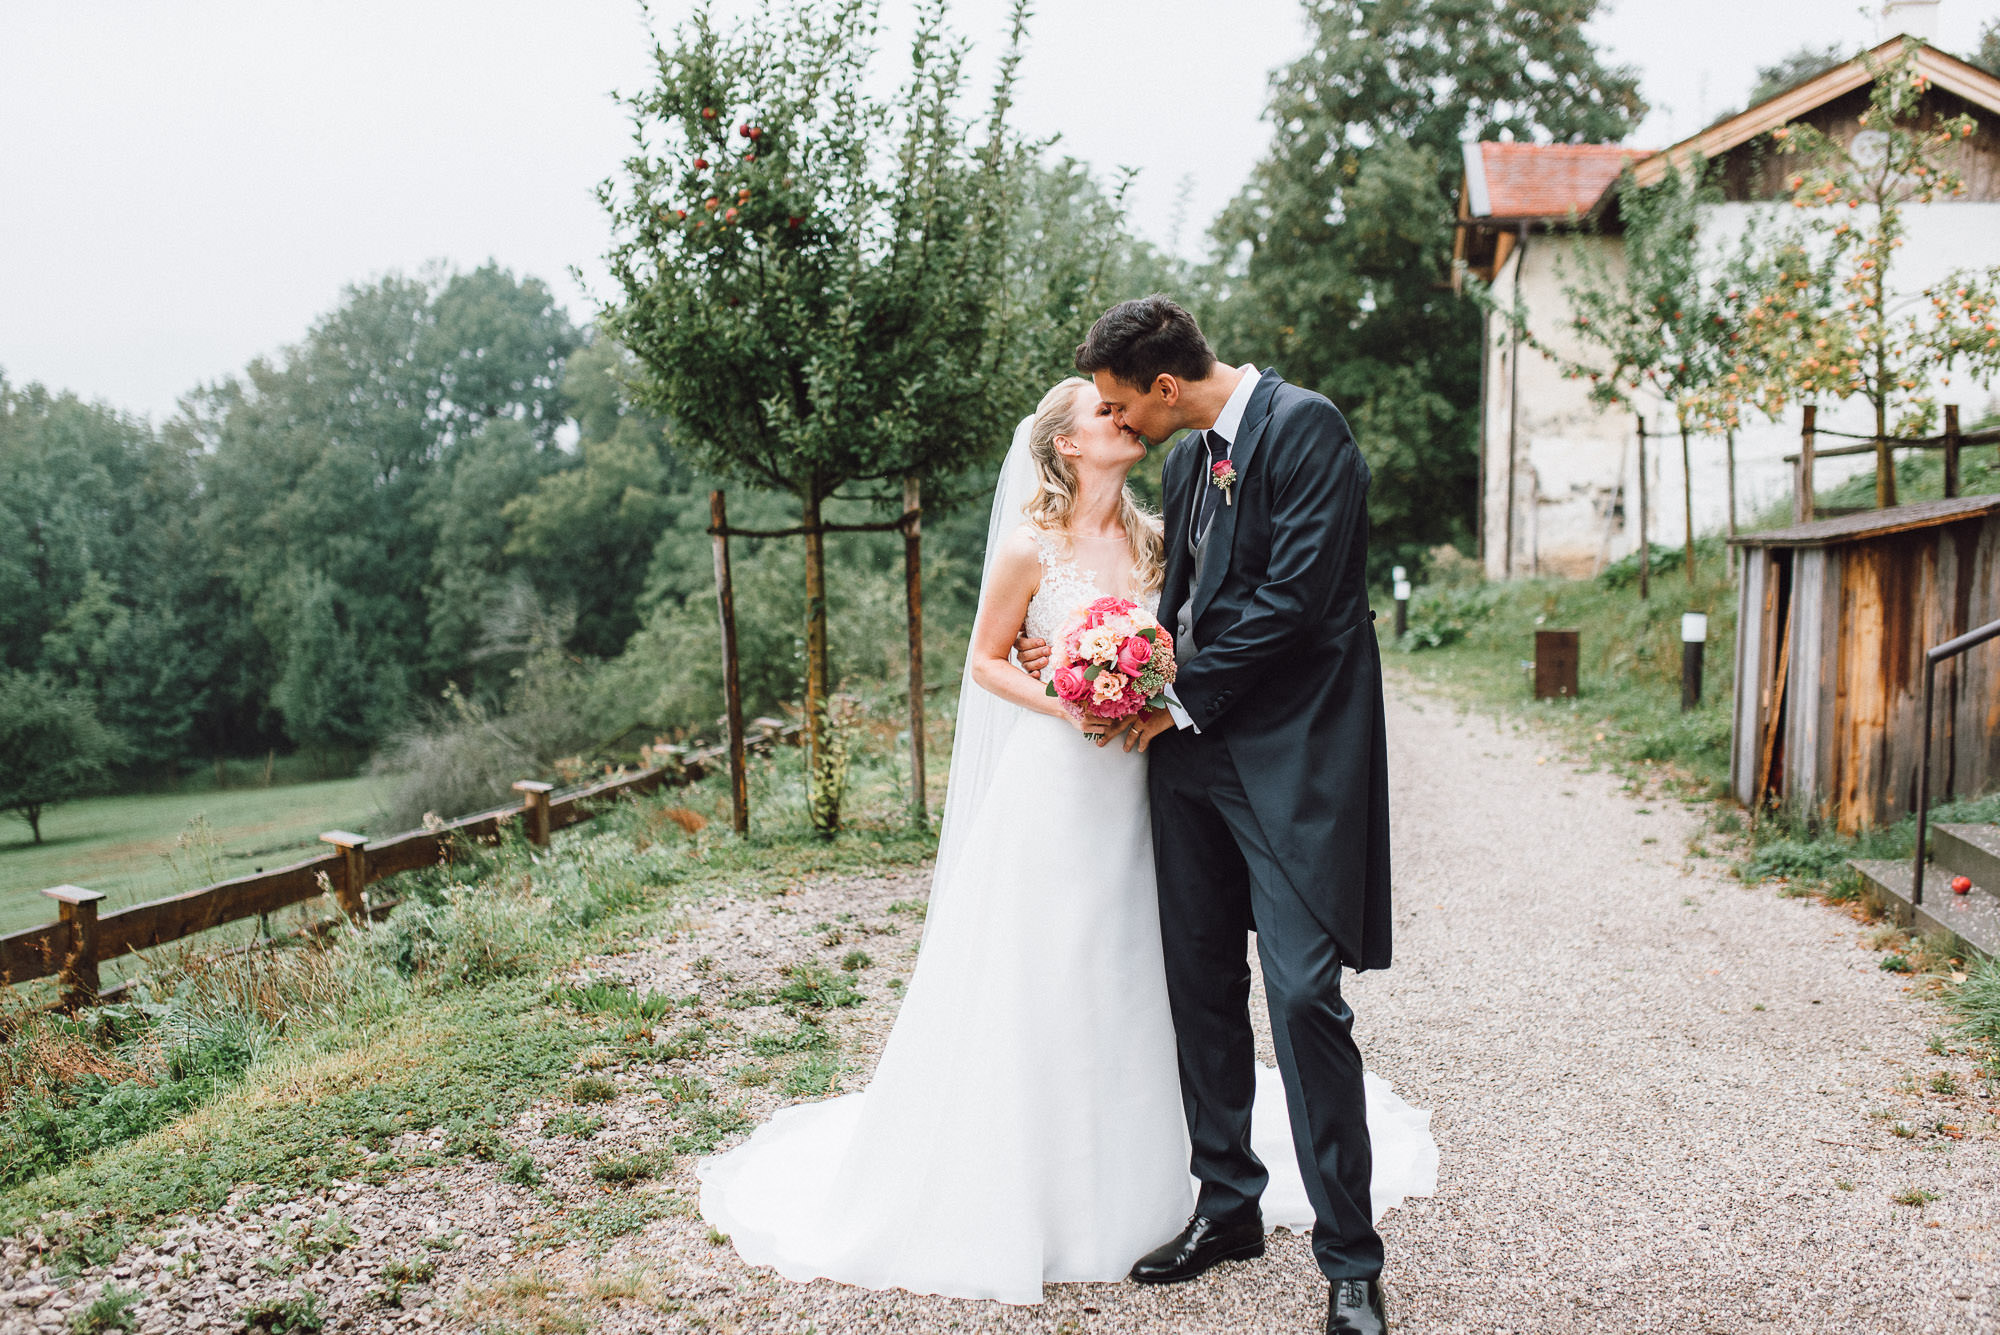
[1074,296,1216,390]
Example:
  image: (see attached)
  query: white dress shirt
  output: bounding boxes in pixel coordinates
[1162,364,1258,732]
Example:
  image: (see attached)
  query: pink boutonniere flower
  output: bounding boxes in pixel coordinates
[1210,458,1237,506]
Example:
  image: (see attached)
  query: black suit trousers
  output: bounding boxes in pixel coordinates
[1149,724,1383,1281]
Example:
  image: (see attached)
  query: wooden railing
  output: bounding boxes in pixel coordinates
[2,729,795,1014]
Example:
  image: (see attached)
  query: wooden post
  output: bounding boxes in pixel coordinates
[512,780,553,846]
[1725,426,1739,577]
[1943,404,1961,500]
[1796,405,1817,525]
[318,831,370,922]
[1679,423,1695,585]
[43,886,104,1012]
[710,490,750,836]
[902,477,927,827]
[1634,413,1650,602]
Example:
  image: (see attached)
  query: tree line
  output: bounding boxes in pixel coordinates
[3,0,1756,837]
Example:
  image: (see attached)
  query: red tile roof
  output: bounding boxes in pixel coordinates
[1470,142,1650,220]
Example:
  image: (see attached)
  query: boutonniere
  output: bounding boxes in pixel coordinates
[1209,458,1237,506]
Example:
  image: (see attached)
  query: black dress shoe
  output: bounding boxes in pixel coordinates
[1128,1212,1265,1284]
[1326,1278,1387,1334]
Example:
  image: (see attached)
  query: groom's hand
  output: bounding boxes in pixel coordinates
[1121,708,1176,754]
[1013,633,1051,676]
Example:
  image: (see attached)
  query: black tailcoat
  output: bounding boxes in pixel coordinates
[1159,369,1392,972]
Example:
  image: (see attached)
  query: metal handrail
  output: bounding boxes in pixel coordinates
[1912,616,2000,905]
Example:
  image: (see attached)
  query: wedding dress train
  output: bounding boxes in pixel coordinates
[697,534,1437,1304]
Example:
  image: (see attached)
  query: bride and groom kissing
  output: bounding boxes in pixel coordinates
[699,296,1436,1334]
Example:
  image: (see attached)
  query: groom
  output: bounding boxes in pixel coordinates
[1022,296,1393,1335]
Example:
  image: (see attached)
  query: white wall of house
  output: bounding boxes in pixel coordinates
[1482,202,2000,581]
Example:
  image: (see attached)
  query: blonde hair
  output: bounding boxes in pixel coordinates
[1023,376,1164,595]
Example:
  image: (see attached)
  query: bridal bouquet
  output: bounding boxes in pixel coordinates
[1044,597,1177,738]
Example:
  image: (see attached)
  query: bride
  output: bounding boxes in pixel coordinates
[697,377,1435,1306]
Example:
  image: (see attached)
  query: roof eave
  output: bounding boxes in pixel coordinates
[1625,36,2000,193]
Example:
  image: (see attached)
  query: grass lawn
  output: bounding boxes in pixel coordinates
[0,777,386,937]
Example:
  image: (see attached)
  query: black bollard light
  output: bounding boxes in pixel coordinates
[1392,565,1410,639]
[1680,612,1708,712]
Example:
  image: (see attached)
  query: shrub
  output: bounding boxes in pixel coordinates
[1398,584,1499,652]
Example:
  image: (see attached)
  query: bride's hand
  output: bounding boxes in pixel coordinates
[1070,710,1116,739]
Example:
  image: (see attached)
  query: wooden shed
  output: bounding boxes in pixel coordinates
[1729,495,2000,833]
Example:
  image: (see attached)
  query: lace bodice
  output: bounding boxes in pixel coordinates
[1022,530,1159,666]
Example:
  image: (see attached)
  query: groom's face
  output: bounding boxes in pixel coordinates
[1091,371,1178,448]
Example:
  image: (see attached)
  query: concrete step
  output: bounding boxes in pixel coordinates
[1933,823,2000,896]
[1850,859,2000,959]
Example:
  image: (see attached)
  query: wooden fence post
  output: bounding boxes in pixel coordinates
[1633,413,1649,602]
[903,477,927,827]
[1725,426,1739,577]
[1943,404,1960,500]
[512,780,553,846]
[318,831,370,922]
[710,490,750,836]
[43,886,103,1012]
[1796,405,1817,524]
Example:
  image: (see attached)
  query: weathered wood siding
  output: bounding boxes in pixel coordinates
[1732,505,2000,831]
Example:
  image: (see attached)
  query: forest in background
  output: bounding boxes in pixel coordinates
[14,2,1991,835]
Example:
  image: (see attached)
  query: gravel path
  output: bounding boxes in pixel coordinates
[5,676,1995,1334]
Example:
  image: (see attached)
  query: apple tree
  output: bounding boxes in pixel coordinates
[598,0,1038,836]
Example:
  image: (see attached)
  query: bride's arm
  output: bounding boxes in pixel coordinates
[968,531,1084,725]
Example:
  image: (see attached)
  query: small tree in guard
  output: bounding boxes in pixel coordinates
[598,0,1033,837]
[1750,39,2000,508]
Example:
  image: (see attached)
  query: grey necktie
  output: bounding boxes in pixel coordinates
[1193,430,1227,544]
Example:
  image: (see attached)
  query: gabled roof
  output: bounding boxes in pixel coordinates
[1623,35,2000,192]
[1460,142,1651,222]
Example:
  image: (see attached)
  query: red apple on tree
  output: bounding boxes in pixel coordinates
[701,106,717,120]
[693,157,709,170]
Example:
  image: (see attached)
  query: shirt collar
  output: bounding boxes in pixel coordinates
[1207,363,1259,449]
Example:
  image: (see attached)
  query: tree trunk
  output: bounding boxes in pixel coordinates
[801,488,839,838]
[25,803,43,845]
[1874,396,1895,510]
[903,478,927,829]
[1679,422,1696,585]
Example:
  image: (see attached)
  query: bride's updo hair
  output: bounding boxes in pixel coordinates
[1023,376,1164,595]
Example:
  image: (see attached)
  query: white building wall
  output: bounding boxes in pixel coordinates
[1484,201,2000,580]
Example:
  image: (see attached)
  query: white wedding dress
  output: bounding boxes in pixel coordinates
[698,432,1437,1306]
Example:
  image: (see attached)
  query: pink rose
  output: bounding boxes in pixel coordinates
[1052,665,1089,702]
[1116,634,1153,675]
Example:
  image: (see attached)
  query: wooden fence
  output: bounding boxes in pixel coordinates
[2,731,794,1015]
[1788,405,2000,522]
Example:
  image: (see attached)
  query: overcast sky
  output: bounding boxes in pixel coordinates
[3,0,1996,422]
